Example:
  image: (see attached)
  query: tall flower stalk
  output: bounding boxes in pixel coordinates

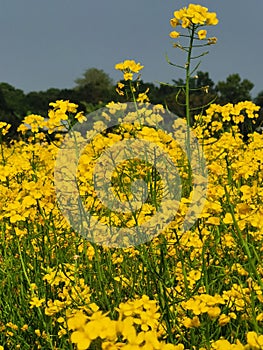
[167,3,218,183]
[169,3,219,127]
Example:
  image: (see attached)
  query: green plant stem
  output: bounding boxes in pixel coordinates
[0,135,6,165]
[184,25,195,182]
[185,25,196,129]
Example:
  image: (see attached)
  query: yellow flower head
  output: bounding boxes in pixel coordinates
[75,111,87,123]
[123,72,133,81]
[206,12,219,25]
[182,17,191,28]
[208,37,218,45]
[198,29,207,40]
[115,59,144,74]
[115,59,144,81]
[136,88,150,103]
[170,18,179,27]
[170,31,180,39]
[0,122,11,135]
[172,4,218,28]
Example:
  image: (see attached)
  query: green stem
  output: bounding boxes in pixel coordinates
[184,26,195,185]
[185,25,195,129]
[0,134,6,165]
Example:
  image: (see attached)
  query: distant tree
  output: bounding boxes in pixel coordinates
[215,74,254,104]
[75,68,114,90]
[74,68,115,105]
[0,82,27,117]
[25,91,50,116]
[253,91,263,131]
[0,87,21,140]
[0,88,8,112]
[24,88,87,117]
[254,91,263,108]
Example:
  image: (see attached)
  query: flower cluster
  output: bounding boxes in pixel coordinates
[115,59,144,81]
[68,296,184,350]
[194,101,260,139]
[0,122,11,136]
[0,97,263,348]
[169,3,218,42]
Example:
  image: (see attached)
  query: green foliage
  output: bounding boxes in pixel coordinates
[254,90,263,108]
[0,69,260,141]
[74,68,115,106]
[215,73,254,104]
[74,67,113,90]
[0,82,27,117]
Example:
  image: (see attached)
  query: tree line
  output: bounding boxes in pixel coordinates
[1,68,263,138]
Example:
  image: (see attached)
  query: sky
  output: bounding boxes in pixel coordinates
[1,0,262,98]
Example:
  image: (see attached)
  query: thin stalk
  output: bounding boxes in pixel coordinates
[185,25,196,129]
[184,26,195,184]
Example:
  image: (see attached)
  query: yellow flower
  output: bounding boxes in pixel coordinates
[198,29,207,40]
[124,72,133,81]
[0,122,11,135]
[181,17,191,28]
[137,88,150,103]
[182,316,200,328]
[170,31,180,39]
[115,62,124,70]
[207,306,221,319]
[206,12,219,25]
[172,4,218,27]
[49,100,78,113]
[170,18,179,27]
[68,312,88,330]
[29,297,45,308]
[117,82,125,89]
[223,213,233,224]
[206,217,220,225]
[75,112,87,123]
[173,8,186,21]
[116,87,124,96]
[71,330,91,349]
[208,37,218,45]
[35,329,41,337]
[218,314,231,326]
[210,339,239,349]
[247,332,263,349]
[21,324,29,331]
[115,59,144,74]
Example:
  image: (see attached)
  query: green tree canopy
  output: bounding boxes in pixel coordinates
[215,74,254,104]
[254,90,263,108]
[0,82,27,117]
[75,68,114,90]
[74,68,115,106]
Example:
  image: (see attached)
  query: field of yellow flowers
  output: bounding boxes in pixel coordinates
[1,4,263,350]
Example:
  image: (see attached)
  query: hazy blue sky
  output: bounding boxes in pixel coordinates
[1,0,262,97]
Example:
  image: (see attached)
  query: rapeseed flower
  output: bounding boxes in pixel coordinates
[115,59,144,81]
[198,29,207,40]
[169,4,218,44]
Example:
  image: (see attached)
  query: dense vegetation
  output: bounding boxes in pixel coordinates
[1,3,263,350]
[1,69,263,140]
